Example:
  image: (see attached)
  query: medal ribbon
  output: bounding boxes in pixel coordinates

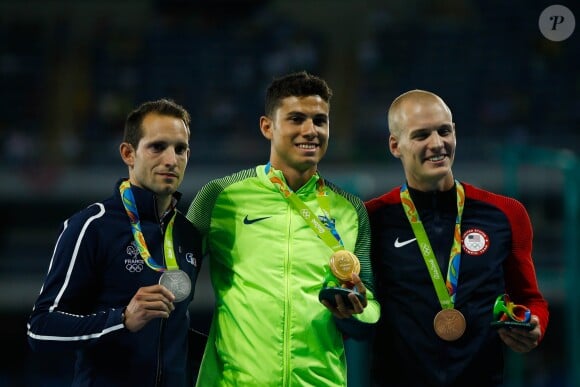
[119,180,178,272]
[266,163,344,252]
[400,181,465,308]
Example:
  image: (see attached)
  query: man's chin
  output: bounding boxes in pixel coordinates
[423,168,452,182]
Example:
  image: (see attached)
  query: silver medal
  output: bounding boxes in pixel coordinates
[159,270,191,302]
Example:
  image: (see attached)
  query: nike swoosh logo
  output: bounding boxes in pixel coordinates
[394,237,417,248]
[243,215,272,224]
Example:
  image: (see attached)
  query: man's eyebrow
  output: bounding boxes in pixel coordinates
[285,111,307,116]
[147,140,168,145]
[410,127,431,134]
[412,123,451,132]
[286,111,328,118]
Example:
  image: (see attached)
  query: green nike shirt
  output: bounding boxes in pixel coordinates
[187,165,379,387]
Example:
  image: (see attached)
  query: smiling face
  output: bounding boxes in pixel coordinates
[388,91,456,191]
[120,112,190,207]
[260,95,329,190]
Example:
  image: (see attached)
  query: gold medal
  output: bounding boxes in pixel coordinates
[433,308,466,341]
[329,250,360,283]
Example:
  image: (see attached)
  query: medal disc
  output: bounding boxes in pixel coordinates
[159,270,191,302]
[329,250,360,282]
[433,308,466,341]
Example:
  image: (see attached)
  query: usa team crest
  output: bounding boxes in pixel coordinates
[461,228,489,256]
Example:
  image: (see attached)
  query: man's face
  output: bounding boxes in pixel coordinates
[124,113,190,198]
[261,95,329,175]
[389,99,456,191]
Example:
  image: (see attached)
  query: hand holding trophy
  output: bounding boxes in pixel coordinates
[490,293,534,330]
[318,250,365,308]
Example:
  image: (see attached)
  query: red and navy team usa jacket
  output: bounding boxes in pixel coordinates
[27,179,203,387]
[365,182,549,387]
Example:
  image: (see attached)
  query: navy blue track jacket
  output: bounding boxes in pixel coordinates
[365,182,548,387]
[27,179,203,387]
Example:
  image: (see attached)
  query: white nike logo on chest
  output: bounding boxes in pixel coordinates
[394,237,417,248]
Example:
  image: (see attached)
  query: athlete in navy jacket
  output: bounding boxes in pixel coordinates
[365,90,549,386]
[27,99,203,387]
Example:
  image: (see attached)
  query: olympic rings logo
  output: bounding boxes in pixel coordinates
[126,262,144,272]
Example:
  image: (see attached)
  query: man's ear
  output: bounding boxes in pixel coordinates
[389,135,401,158]
[119,142,135,167]
[259,116,273,140]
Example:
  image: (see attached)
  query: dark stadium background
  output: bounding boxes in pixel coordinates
[0,1,577,386]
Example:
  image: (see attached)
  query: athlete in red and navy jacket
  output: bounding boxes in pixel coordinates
[365,89,549,386]
[366,183,549,386]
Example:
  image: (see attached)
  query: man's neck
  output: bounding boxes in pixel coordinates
[156,196,173,219]
[283,169,317,192]
[407,174,455,192]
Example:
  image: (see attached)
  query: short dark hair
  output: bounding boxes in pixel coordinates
[123,98,191,148]
[264,71,333,117]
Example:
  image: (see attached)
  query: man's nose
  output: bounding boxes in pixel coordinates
[428,132,444,148]
[302,119,317,136]
[163,148,178,165]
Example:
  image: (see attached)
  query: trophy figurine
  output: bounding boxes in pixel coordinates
[318,250,364,308]
[490,293,534,330]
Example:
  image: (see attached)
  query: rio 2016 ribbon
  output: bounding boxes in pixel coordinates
[400,181,466,341]
[119,180,191,302]
[265,163,365,308]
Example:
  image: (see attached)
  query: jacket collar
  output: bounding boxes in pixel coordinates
[407,183,457,213]
[115,178,182,222]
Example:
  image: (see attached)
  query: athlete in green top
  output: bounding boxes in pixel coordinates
[187,71,380,386]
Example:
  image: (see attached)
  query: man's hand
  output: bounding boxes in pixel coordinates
[123,284,176,332]
[321,273,367,319]
[497,314,542,353]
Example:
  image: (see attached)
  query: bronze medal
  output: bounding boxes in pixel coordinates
[159,269,191,303]
[433,308,466,341]
[329,250,360,283]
